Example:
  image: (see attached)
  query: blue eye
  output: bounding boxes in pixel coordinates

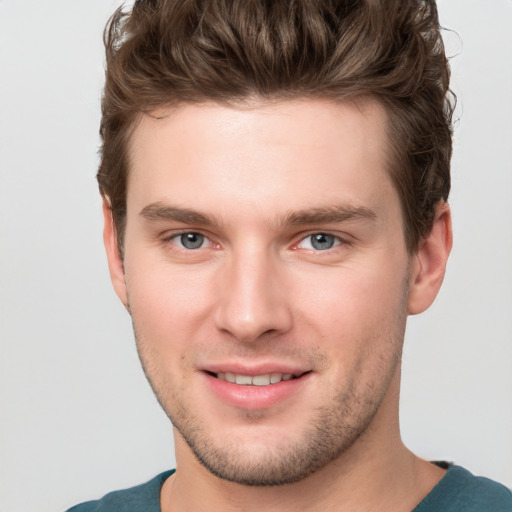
[176,232,206,249]
[310,233,336,250]
[298,233,340,251]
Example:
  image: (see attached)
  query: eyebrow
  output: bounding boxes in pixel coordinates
[281,204,377,226]
[139,202,377,228]
[139,203,220,227]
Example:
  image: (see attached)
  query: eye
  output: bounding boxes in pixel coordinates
[172,232,208,250]
[298,233,341,251]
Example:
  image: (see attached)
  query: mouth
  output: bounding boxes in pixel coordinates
[202,368,313,410]
[206,371,310,386]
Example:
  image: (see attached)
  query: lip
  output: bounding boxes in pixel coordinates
[200,364,312,410]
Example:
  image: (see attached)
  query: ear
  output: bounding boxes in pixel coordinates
[102,201,129,309]
[408,202,453,315]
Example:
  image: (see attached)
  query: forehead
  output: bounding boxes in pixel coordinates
[126,98,397,223]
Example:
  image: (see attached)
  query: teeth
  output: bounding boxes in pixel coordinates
[252,375,270,386]
[225,372,236,383]
[270,373,282,384]
[216,372,297,386]
[235,375,253,385]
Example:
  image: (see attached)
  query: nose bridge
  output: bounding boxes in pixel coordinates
[214,242,292,342]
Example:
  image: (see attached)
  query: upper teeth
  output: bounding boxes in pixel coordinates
[216,372,294,386]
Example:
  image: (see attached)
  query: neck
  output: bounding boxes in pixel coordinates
[161,372,444,512]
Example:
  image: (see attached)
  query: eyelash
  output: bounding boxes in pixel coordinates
[163,231,347,253]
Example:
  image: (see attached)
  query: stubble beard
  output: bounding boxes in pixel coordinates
[133,327,405,487]
[170,381,392,486]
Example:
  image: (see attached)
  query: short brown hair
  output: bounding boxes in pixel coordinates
[99,0,454,255]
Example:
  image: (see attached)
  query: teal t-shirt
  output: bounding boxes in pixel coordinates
[66,470,174,512]
[412,464,512,511]
[66,465,512,511]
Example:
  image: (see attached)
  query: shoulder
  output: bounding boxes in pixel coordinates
[415,464,512,512]
[65,470,175,512]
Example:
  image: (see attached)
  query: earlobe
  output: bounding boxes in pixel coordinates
[102,201,129,309]
[408,202,453,315]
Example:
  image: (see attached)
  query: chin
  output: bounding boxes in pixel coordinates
[170,392,382,487]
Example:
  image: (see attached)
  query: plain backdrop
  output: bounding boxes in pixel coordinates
[0,1,511,511]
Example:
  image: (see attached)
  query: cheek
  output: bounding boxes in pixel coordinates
[297,267,407,397]
[294,260,408,352]
[125,264,215,399]
[125,261,215,347]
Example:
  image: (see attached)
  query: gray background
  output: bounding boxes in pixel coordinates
[0,1,511,511]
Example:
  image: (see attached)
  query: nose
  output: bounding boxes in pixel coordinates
[213,248,293,343]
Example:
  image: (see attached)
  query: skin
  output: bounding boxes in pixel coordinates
[104,98,452,511]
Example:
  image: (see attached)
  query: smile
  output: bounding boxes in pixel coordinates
[215,372,299,386]
[204,369,313,409]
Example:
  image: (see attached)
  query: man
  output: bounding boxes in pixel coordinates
[67,0,512,510]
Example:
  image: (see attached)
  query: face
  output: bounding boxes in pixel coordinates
[109,99,418,485]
